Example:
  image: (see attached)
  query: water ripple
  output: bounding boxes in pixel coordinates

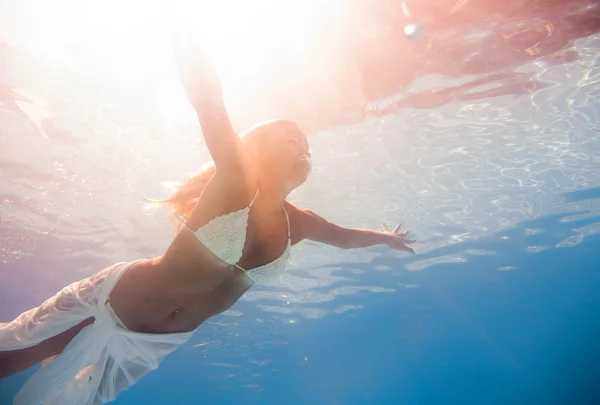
[2,9,600,392]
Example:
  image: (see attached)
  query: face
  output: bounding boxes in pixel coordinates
[254,121,311,190]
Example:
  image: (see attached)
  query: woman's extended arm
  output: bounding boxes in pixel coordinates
[173,38,249,176]
[288,205,416,253]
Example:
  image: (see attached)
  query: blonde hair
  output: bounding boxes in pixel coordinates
[151,119,300,228]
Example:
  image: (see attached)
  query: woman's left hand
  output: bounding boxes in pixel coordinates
[381,223,416,254]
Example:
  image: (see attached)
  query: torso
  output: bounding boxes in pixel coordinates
[108,182,299,335]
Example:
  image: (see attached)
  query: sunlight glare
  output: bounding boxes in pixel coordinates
[2,0,341,123]
[172,0,338,103]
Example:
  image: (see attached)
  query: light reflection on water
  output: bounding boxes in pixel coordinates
[2,33,599,322]
[1,2,600,401]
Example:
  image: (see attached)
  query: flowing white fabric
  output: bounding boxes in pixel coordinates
[0,261,194,405]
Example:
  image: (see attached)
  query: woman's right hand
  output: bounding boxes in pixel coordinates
[170,23,224,107]
[167,13,243,173]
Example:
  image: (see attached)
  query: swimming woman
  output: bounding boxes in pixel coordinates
[0,42,415,404]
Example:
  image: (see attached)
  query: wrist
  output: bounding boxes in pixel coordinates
[378,231,394,247]
[364,229,393,247]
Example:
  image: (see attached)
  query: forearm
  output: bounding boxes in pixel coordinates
[175,42,227,120]
[188,63,224,109]
[180,58,241,158]
[334,227,390,249]
[193,97,233,135]
[295,208,415,253]
[187,70,226,119]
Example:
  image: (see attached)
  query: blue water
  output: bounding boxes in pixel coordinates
[2,0,600,404]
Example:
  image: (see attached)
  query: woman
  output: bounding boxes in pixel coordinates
[0,43,415,405]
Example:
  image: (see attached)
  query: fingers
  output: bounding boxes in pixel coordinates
[395,243,415,254]
[397,241,416,253]
[384,222,407,235]
[385,222,416,254]
[403,242,416,254]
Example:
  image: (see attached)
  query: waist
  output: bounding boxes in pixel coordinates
[109,258,247,334]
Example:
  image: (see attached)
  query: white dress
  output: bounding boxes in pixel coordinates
[0,261,194,405]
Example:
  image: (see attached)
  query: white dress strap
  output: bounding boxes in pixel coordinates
[248,189,260,207]
[282,206,291,240]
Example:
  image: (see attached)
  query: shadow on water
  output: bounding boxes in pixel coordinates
[562,186,600,203]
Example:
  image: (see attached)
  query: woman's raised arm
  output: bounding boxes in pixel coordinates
[173,37,250,177]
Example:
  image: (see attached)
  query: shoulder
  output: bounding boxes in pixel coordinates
[284,203,331,243]
[210,145,259,194]
[284,202,314,223]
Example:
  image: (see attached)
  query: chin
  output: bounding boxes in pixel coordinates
[295,177,309,189]
[283,169,308,189]
[284,177,307,192]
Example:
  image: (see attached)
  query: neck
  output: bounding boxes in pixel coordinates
[256,177,289,212]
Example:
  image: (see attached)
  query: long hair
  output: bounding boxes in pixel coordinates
[150,119,299,229]
[159,163,216,229]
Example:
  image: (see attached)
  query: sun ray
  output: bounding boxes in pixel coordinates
[2,0,344,125]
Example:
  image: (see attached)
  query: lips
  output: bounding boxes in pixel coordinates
[297,156,309,166]
[296,156,312,174]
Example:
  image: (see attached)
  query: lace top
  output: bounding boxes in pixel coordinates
[176,191,291,283]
